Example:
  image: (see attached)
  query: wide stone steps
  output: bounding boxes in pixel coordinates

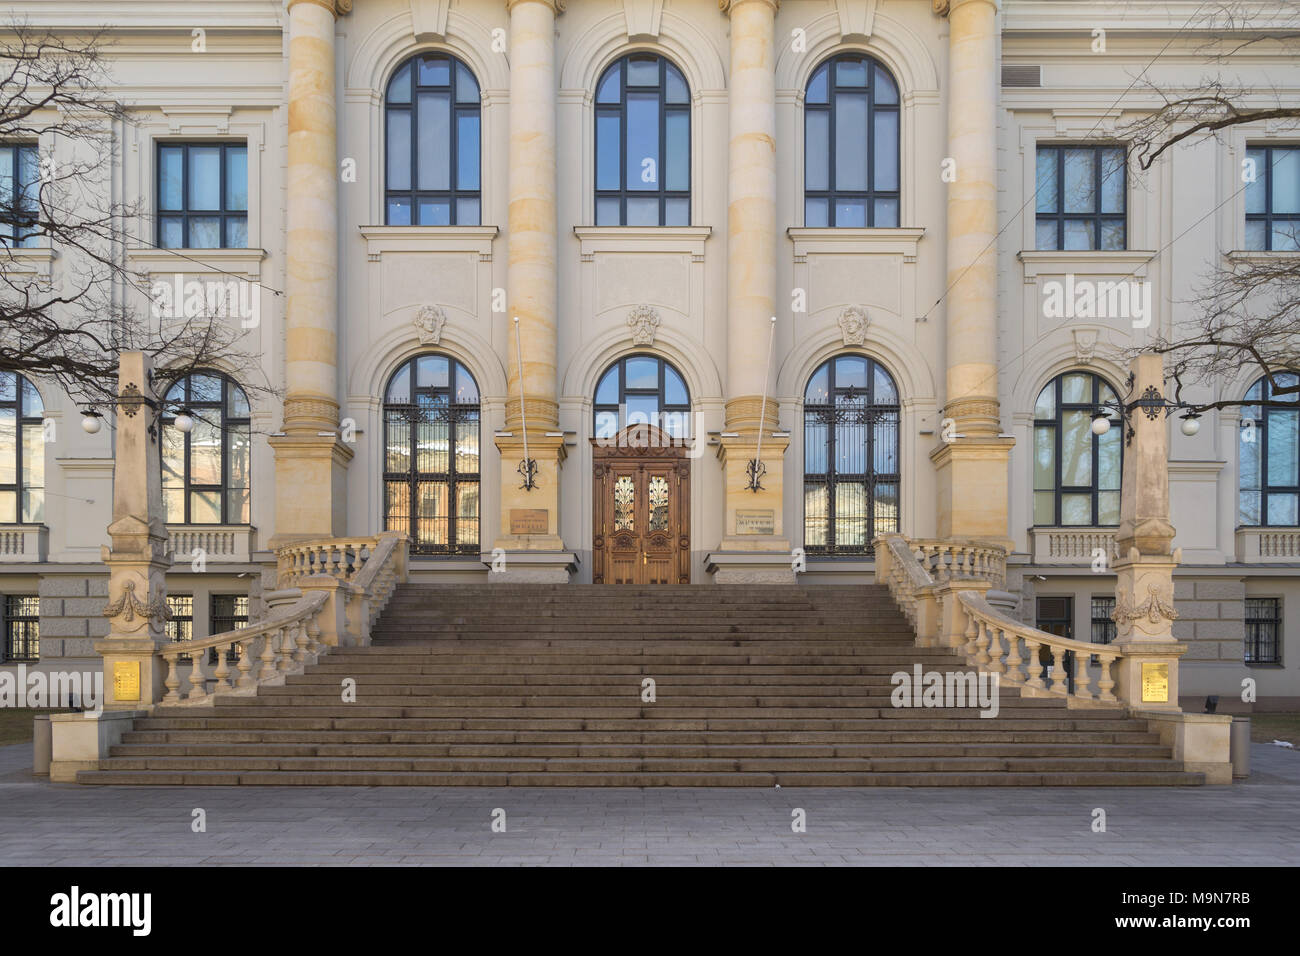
[77,582,1207,787]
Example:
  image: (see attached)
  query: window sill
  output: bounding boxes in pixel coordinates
[358,225,498,259]
[126,246,266,280]
[786,227,925,259]
[573,226,711,257]
[1226,249,1300,262]
[1017,249,1157,280]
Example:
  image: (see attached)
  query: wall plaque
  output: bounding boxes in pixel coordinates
[113,661,140,702]
[510,509,549,535]
[735,509,775,535]
[1141,662,1169,703]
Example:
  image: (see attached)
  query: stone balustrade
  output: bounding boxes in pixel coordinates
[1030,527,1120,565]
[277,536,381,587]
[167,525,256,564]
[0,524,48,562]
[1235,527,1300,563]
[908,538,1006,587]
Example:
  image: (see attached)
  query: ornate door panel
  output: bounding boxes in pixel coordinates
[593,432,690,585]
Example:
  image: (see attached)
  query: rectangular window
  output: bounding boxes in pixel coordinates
[0,144,40,248]
[3,595,38,662]
[166,594,194,663]
[1245,597,1281,664]
[1036,596,1075,692]
[1035,144,1126,250]
[1245,146,1300,251]
[156,142,248,249]
[1091,596,1116,645]
[209,594,249,664]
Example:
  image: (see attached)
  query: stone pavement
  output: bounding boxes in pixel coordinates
[1,742,1298,866]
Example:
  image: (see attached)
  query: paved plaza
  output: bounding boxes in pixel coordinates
[1,742,1298,866]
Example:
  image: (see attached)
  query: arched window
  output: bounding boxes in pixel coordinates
[383,354,480,553]
[384,52,481,226]
[593,354,691,440]
[1240,372,1299,526]
[1033,372,1121,527]
[161,372,251,525]
[803,355,900,554]
[0,373,45,523]
[594,54,690,226]
[804,53,900,228]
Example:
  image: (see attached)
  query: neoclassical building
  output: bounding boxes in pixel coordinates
[3,0,1299,709]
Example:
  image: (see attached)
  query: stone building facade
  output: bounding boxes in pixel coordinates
[2,0,1299,709]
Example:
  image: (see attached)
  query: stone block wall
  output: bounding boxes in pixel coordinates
[36,574,109,661]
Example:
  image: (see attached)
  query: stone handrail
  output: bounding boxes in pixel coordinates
[159,590,328,705]
[909,538,1006,587]
[875,532,1123,708]
[157,531,409,706]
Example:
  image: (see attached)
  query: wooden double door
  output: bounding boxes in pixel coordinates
[592,436,690,585]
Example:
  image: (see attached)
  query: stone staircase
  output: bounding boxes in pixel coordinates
[78,584,1206,786]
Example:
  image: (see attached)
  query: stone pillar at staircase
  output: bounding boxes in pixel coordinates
[929,0,1014,545]
[708,0,794,585]
[268,0,354,547]
[490,0,575,582]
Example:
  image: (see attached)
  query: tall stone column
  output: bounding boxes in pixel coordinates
[1110,352,1185,711]
[490,0,572,580]
[711,0,793,584]
[269,0,353,546]
[929,0,1014,543]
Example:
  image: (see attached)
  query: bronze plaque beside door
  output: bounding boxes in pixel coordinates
[592,428,690,585]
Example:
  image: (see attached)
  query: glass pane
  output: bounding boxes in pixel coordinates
[387,110,411,191]
[21,425,45,519]
[1034,490,1055,526]
[625,396,660,429]
[873,198,899,227]
[225,217,247,248]
[1034,426,1055,491]
[1098,427,1121,490]
[1061,410,1092,486]
[384,481,409,532]
[417,355,450,389]
[419,57,449,86]
[834,92,868,191]
[1272,148,1300,214]
[456,62,479,102]
[1063,219,1093,250]
[805,364,829,403]
[1239,490,1261,526]
[806,64,829,104]
[1036,149,1058,213]
[1267,410,1298,485]
[457,113,479,190]
[388,62,412,103]
[1272,222,1300,251]
[416,481,448,546]
[1100,148,1125,213]
[664,367,688,405]
[872,413,898,474]
[191,374,221,403]
[455,197,480,226]
[1245,148,1266,213]
[1240,427,1260,488]
[1034,383,1056,419]
[626,55,658,87]
[835,201,865,227]
[804,484,828,547]
[835,356,867,389]
[805,198,828,227]
[596,197,621,226]
[456,483,479,548]
[665,110,688,191]
[595,411,619,441]
[1062,373,1090,404]
[664,197,689,226]
[626,93,660,190]
[665,64,688,104]
[0,490,14,523]
[21,378,42,415]
[226,147,248,211]
[0,409,13,484]
[873,110,899,191]
[1245,219,1267,251]
[1061,494,1091,526]
[417,92,450,190]
[453,364,479,404]
[1063,148,1096,213]
[190,490,221,524]
[805,110,829,191]
[225,487,250,525]
[416,415,449,473]
[596,62,621,103]
[625,357,658,389]
[189,420,222,485]
[228,424,250,488]
[626,197,658,226]
[614,475,634,531]
[1035,219,1058,251]
[159,147,184,210]
[649,475,670,532]
[596,113,621,190]
[874,482,899,534]
[387,199,411,225]
[188,147,221,210]
[418,201,450,226]
[805,413,828,473]
[159,217,183,248]
[455,418,479,473]
[1098,490,1120,525]
[835,482,867,547]
[1267,494,1299,525]
[189,217,220,249]
[873,365,897,404]
[595,368,619,405]
[0,372,14,402]
[1100,220,1124,250]
[385,414,410,472]
[874,66,898,105]
[836,58,868,86]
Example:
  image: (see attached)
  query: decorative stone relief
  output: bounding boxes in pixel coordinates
[623,0,664,40]
[413,304,447,345]
[1112,583,1180,633]
[102,581,172,631]
[835,0,879,39]
[627,304,661,346]
[1073,328,1099,365]
[837,306,869,347]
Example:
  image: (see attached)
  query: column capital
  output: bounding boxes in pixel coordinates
[506,0,565,13]
[932,0,999,16]
[287,0,353,16]
[719,0,779,14]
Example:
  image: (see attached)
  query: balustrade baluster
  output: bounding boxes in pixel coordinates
[1049,647,1069,693]
[279,623,299,672]
[1096,655,1117,702]
[213,645,232,692]
[186,652,206,701]
[986,624,1004,673]
[163,656,182,704]
[975,619,991,666]
[236,639,256,689]
[1004,629,1023,681]
[259,630,279,680]
[1024,639,1044,688]
[1073,653,1093,700]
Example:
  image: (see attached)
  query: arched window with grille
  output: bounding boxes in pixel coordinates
[0,372,45,523]
[383,354,480,553]
[592,354,691,441]
[804,53,900,228]
[1032,371,1122,527]
[803,355,900,554]
[161,372,251,525]
[1240,372,1300,526]
[384,52,481,226]
[594,53,690,226]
